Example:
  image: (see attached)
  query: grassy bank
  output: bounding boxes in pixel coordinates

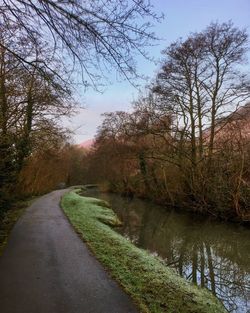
[0,197,36,256]
[61,190,226,313]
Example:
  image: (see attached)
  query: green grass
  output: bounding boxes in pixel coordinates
[0,197,37,256]
[61,190,226,313]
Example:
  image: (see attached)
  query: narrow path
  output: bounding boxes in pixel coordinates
[0,190,138,313]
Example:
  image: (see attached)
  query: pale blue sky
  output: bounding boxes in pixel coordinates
[69,0,250,143]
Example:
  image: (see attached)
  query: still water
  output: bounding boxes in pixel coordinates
[82,188,250,313]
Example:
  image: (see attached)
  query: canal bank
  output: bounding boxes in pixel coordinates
[80,187,250,313]
[61,189,227,313]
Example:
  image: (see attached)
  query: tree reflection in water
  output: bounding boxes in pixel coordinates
[166,240,249,312]
[82,189,250,313]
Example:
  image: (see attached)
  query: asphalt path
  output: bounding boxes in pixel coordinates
[0,189,138,313]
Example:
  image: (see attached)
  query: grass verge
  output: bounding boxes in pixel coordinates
[0,197,37,256]
[61,190,226,313]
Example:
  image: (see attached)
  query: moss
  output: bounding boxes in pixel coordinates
[61,191,226,313]
[0,197,37,256]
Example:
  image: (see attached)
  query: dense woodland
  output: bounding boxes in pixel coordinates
[83,22,250,222]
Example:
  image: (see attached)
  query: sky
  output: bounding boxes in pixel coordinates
[68,0,250,144]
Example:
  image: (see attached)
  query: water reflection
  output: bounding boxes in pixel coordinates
[82,189,250,313]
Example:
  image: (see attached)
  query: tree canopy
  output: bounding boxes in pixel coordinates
[1,0,160,86]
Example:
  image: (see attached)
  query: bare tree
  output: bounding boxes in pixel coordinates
[155,22,250,166]
[0,0,161,86]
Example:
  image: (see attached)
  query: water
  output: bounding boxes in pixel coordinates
[82,188,250,312]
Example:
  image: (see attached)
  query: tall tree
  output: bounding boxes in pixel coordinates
[155,22,250,164]
[0,24,73,212]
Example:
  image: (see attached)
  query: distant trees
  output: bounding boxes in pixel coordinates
[18,145,87,195]
[85,22,250,221]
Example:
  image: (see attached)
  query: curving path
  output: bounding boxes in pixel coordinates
[0,189,138,313]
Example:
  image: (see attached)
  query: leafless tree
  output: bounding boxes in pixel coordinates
[155,22,250,163]
[0,0,161,86]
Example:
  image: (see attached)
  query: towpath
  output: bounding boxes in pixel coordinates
[0,189,138,313]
